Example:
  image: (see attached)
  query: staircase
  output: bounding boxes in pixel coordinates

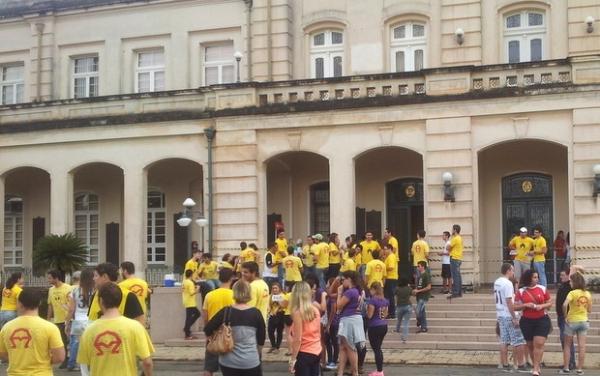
[164,291,600,353]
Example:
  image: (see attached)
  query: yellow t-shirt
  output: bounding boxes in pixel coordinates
[328,242,341,264]
[283,292,292,315]
[365,259,386,288]
[198,261,219,280]
[182,279,197,308]
[269,294,284,316]
[316,242,330,269]
[340,256,356,272]
[282,255,303,282]
[360,240,381,264]
[449,235,464,260]
[184,258,199,279]
[302,245,315,268]
[565,289,592,323]
[0,315,64,376]
[47,283,72,324]
[1,285,22,311]
[275,238,288,263]
[118,277,149,314]
[240,248,257,263]
[202,287,234,321]
[513,236,534,262]
[249,279,270,322]
[88,287,131,321]
[411,239,430,266]
[533,236,547,262]
[388,236,399,257]
[352,252,362,267]
[77,316,154,376]
[220,261,234,270]
[384,252,399,280]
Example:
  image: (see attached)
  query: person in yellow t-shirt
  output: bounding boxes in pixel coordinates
[384,228,400,258]
[220,253,235,270]
[340,248,357,272]
[301,236,317,277]
[511,227,535,280]
[78,282,154,376]
[365,250,387,288]
[282,247,303,288]
[267,283,285,354]
[275,232,289,283]
[241,261,270,322]
[119,261,151,314]
[562,272,593,373]
[0,288,65,375]
[202,268,234,375]
[198,253,220,291]
[240,241,259,264]
[532,226,548,287]
[360,232,381,266]
[383,244,399,318]
[46,270,71,369]
[314,234,330,288]
[184,250,203,280]
[0,272,24,328]
[411,230,430,281]
[328,233,342,279]
[448,224,464,299]
[181,270,201,340]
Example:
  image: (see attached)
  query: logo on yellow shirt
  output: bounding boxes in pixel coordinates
[285,260,293,268]
[128,284,145,297]
[3,289,12,298]
[577,296,590,308]
[93,331,123,355]
[9,328,32,348]
[374,264,383,273]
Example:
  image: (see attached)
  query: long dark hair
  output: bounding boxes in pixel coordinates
[79,269,95,307]
[520,269,537,288]
[5,272,22,290]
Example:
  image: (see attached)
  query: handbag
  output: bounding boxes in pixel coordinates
[206,307,234,354]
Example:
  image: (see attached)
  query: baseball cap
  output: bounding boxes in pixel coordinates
[313,234,323,241]
[519,227,528,233]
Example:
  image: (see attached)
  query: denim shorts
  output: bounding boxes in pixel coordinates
[498,317,526,346]
[0,310,17,328]
[565,321,589,336]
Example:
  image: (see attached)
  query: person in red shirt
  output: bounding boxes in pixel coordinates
[554,230,567,276]
[515,269,552,376]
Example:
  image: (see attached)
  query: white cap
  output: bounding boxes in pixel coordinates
[520,227,528,233]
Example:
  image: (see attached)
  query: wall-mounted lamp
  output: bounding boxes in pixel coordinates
[586,16,595,33]
[442,171,455,202]
[593,164,600,197]
[234,51,243,83]
[455,28,465,45]
[177,198,208,227]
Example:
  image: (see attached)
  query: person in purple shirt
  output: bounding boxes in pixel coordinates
[366,282,389,376]
[325,277,341,370]
[336,271,366,376]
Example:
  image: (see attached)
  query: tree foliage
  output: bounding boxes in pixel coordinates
[33,233,89,276]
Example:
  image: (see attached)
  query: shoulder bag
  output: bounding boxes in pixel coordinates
[207,307,234,354]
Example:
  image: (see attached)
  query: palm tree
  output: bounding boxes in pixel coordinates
[33,233,89,278]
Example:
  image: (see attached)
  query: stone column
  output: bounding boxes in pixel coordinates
[50,169,73,234]
[123,168,147,271]
[0,176,5,267]
[329,156,355,237]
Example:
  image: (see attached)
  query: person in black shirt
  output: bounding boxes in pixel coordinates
[88,263,144,324]
[556,269,576,370]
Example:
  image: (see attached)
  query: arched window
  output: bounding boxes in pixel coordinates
[75,193,99,264]
[4,196,23,266]
[390,22,426,72]
[504,10,545,63]
[310,30,344,79]
[147,190,166,264]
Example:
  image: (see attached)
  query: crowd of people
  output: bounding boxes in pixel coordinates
[182,226,464,376]
[0,262,154,376]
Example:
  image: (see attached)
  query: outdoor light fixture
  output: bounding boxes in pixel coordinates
[455,28,465,45]
[586,16,595,33]
[593,164,600,197]
[443,171,456,202]
[177,198,207,227]
[234,51,243,83]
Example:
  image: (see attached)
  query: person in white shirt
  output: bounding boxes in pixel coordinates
[438,231,452,294]
[494,263,527,372]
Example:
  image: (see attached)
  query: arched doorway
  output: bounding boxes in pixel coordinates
[266,152,329,244]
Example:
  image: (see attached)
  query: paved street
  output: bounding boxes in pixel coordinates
[3,361,596,376]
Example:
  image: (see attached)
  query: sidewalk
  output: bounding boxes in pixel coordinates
[154,345,600,368]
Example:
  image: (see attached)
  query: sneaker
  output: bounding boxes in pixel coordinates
[516,364,531,373]
[557,370,571,374]
[326,362,337,370]
[184,336,198,340]
[272,348,280,354]
[267,347,275,354]
[576,370,584,375]
[498,364,511,372]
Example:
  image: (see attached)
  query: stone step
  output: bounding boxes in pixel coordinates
[424,309,600,319]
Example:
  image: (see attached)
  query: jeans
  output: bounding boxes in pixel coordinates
[558,315,576,369]
[358,264,366,280]
[316,267,328,289]
[56,322,69,366]
[368,325,387,372]
[183,307,201,337]
[533,261,547,287]
[384,279,397,318]
[278,265,285,285]
[205,279,220,291]
[295,352,320,376]
[450,258,462,296]
[268,313,284,349]
[326,323,339,364]
[264,277,279,289]
[327,263,341,280]
[0,310,17,328]
[303,266,316,279]
[396,304,412,340]
[68,334,81,369]
[513,260,530,281]
[416,299,428,330]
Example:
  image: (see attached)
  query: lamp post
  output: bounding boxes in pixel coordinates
[593,164,600,197]
[204,127,216,253]
[234,51,243,83]
[443,171,455,202]
[176,198,208,250]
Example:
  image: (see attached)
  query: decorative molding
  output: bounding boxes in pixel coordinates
[512,117,529,138]
[287,131,302,150]
[378,125,393,146]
